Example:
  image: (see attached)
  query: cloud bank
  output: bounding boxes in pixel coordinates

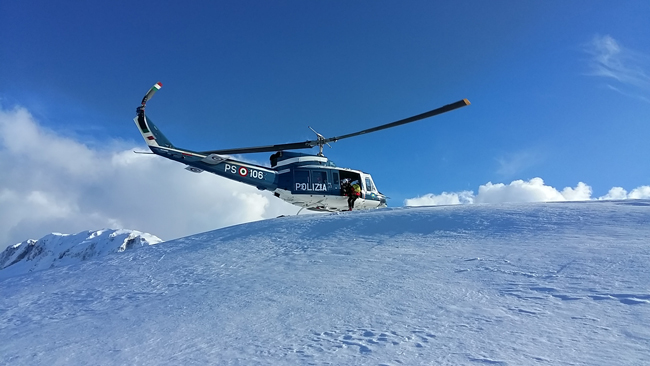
[0,106,298,249]
[405,177,650,207]
[2,105,648,250]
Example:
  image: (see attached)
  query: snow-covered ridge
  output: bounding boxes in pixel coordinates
[1,201,649,365]
[0,229,162,279]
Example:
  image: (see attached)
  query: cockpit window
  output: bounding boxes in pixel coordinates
[365,177,374,192]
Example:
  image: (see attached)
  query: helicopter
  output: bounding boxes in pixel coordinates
[134,82,470,212]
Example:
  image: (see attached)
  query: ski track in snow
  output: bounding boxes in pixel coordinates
[1,201,649,365]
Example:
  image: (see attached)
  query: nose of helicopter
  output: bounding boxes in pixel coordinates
[378,194,388,208]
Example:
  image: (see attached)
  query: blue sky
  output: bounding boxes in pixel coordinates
[1,1,649,245]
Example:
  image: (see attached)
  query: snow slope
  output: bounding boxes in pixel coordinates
[1,201,649,365]
[0,229,162,279]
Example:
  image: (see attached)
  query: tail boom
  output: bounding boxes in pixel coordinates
[133,82,278,191]
[150,144,278,191]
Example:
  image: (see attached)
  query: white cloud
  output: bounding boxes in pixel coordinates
[598,187,628,200]
[629,186,650,199]
[474,178,584,204]
[560,182,593,201]
[598,186,650,200]
[585,35,650,101]
[0,106,298,249]
[404,178,649,207]
[404,191,473,207]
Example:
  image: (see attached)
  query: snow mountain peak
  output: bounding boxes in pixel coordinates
[0,228,162,279]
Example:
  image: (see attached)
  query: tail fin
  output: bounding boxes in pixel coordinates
[134,113,174,148]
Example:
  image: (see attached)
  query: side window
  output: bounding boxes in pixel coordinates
[365,177,374,192]
[332,172,339,184]
[294,170,310,192]
[311,171,328,185]
[295,170,309,183]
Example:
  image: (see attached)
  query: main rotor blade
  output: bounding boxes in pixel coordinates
[323,99,470,144]
[200,140,316,155]
[200,98,470,155]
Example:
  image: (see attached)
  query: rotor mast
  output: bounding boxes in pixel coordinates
[309,126,331,156]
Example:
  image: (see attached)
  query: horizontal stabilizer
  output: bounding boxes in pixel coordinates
[185,166,204,173]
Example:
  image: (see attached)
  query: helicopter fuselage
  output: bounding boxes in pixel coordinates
[140,115,386,212]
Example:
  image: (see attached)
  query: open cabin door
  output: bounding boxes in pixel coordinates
[338,170,362,195]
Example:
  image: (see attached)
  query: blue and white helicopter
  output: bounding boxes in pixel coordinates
[134,82,469,212]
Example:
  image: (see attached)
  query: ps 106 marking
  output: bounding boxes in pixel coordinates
[224,163,264,180]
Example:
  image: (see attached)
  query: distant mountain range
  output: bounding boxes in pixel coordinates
[0,229,162,279]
